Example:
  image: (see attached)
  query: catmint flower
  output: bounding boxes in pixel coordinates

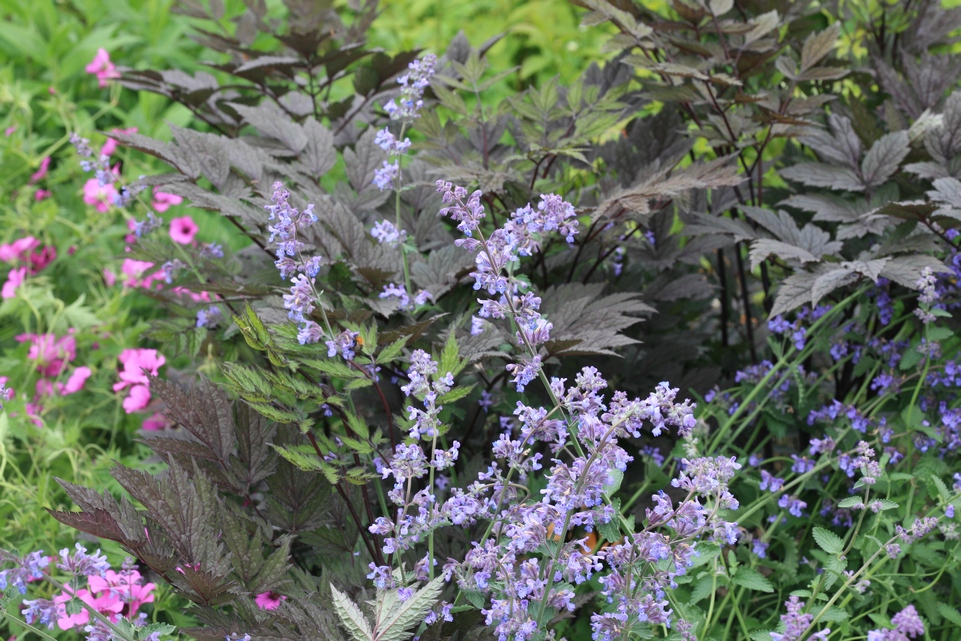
[778,495,807,518]
[326,330,360,361]
[0,550,49,593]
[770,596,829,641]
[160,259,185,284]
[379,282,432,311]
[383,54,437,120]
[470,315,486,335]
[57,543,110,577]
[133,212,163,238]
[200,242,224,259]
[371,220,407,245]
[373,160,400,191]
[752,539,769,558]
[375,128,412,155]
[506,355,542,392]
[284,274,315,323]
[196,306,222,329]
[768,315,792,334]
[478,390,493,412]
[0,381,10,410]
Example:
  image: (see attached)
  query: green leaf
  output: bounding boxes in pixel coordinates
[937,601,961,626]
[345,412,370,440]
[331,583,374,641]
[235,303,270,349]
[436,384,475,405]
[373,577,445,641]
[812,527,844,555]
[376,336,410,364]
[837,497,863,509]
[302,358,361,379]
[800,22,840,71]
[730,567,775,593]
[818,607,850,623]
[437,330,465,377]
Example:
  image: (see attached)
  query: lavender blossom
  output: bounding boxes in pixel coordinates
[57,543,110,577]
[0,550,49,594]
[383,54,437,121]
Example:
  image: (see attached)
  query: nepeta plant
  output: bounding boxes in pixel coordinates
[40,0,961,639]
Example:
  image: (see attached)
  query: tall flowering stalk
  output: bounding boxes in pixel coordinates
[371,54,437,310]
[359,180,739,641]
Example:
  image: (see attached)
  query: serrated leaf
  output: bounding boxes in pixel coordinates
[731,567,775,592]
[376,336,410,365]
[861,131,910,188]
[812,527,845,555]
[332,584,374,641]
[373,577,444,641]
[837,497,863,509]
[436,384,475,405]
[801,23,840,71]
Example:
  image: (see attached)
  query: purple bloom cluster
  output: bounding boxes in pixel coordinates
[436,180,579,391]
[384,54,437,121]
[867,605,925,640]
[432,367,719,641]
[70,133,146,207]
[379,282,433,311]
[770,595,830,640]
[57,543,110,577]
[366,350,460,585]
[0,380,10,410]
[263,183,328,344]
[0,550,49,594]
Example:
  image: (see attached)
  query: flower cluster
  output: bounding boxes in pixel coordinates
[770,596,830,640]
[265,182,327,344]
[71,134,146,210]
[1,235,56,299]
[113,348,165,413]
[436,181,579,391]
[366,350,460,585]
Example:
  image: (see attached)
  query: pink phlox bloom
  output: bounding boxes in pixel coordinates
[85,48,120,88]
[122,384,151,413]
[2,266,26,299]
[153,190,183,213]
[120,258,154,288]
[169,216,198,244]
[54,586,124,630]
[87,570,155,618]
[4,126,14,136]
[142,413,168,430]
[58,366,92,395]
[103,268,117,287]
[255,591,286,611]
[83,178,118,213]
[0,236,41,263]
[114,349,165,391]
[28,245,56,274]
[35,189,51,201]
[36,378,55,397]
[17,333,77,377]
[30,157,51,183]
[101,128,138,157]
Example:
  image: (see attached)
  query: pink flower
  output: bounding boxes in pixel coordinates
[153,190,183,213]
[2,267,26,299]
[28,245,56,274]
[171,287,211,303]
[0,237,40,263]
[255,591,286,610]
[17,333,77,377]
[57,366,92,395]
[114,348,165,414]
[36,379,55,397]
[142,413,168,430]
[4,126,15,136]
[88,570,155,619]
[85,48,120,88]
[122,384,152,413]
[103,268,117,287]
[54,586,124,630]
[169,216,198,244]
[102,127,138,157]
[120,258,154,287]
[35,189,51,201]
[114,349,165,391]
[29,157,50,183]
[83,178,118,213]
